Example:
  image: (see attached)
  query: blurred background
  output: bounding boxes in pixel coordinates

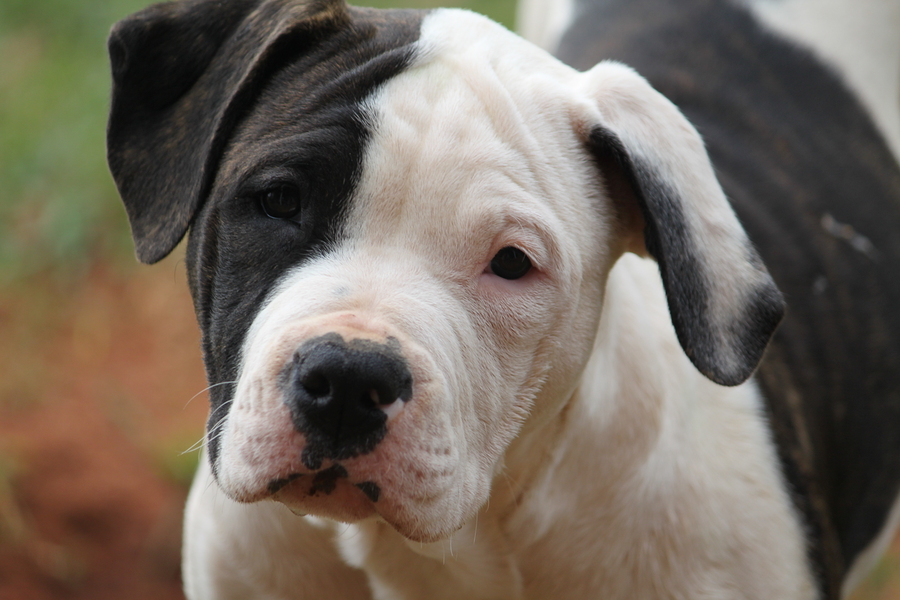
[0,0,897,598]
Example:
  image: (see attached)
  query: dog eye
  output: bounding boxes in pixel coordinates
[490,247,532,280]
[259,185,302,220]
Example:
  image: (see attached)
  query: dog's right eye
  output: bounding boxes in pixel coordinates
[490,247,532,280]
[259,185,303,220]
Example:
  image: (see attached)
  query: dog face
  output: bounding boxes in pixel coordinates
[108,0,783,542]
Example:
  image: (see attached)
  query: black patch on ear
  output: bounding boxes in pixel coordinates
[107,0,350,263]
[588,126,784,386]
[108,0,260,117]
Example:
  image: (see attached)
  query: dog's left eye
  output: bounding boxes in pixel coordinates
[490,247,532,280]
[259,185,303,220]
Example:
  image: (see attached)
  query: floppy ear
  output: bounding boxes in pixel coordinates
[579,62,784,386]
[106,0,349,263]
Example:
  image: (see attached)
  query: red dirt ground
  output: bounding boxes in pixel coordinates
[0,256,206,600]
[0,253,898,599]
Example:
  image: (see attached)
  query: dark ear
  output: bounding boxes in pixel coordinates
[580,62,784,386]
[107,0,349,263]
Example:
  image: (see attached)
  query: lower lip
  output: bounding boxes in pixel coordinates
[271,474,379,523]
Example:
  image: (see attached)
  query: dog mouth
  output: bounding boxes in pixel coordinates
[267,462,381,503]
[222,406,467,541]
[265,460,384,523]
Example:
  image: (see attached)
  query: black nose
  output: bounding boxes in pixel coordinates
[284,333,413,468]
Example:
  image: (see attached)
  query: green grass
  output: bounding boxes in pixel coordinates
[0,0,150,280]
[0,0,515,282]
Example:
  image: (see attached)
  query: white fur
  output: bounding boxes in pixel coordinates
[742,0,900,161]
[185,8,814,599]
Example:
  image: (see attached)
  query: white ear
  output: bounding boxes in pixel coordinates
[577,61,784,386]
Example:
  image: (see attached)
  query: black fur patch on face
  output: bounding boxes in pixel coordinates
[109,0,359,264]
[185,7,426,471]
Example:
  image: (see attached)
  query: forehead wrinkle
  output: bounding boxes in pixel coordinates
[350,62,549,243]
[375,37,564,180]
[354,174,507,269]
[390,67,532,178]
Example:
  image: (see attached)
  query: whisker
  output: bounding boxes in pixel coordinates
[181,409,231,455]
[181,428,227,456]
[184,435,211,455]
[184,380,238,410]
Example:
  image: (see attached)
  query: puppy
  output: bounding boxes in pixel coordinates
[106,0,900,597]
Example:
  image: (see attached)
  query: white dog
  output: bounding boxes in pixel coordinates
[106,0,900,597]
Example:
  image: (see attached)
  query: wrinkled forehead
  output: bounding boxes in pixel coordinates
[365,10,583,183]
[351,10,591,241]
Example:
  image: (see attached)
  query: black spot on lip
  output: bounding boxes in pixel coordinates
[267,465,379,503]
[355,481,381,503]
[309,463,349,496]
[267,472,303,495]
[268,463,353,497]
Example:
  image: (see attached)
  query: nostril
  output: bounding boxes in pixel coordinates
[301,370,331,398]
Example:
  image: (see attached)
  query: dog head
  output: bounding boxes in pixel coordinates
[108,0,783,542]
